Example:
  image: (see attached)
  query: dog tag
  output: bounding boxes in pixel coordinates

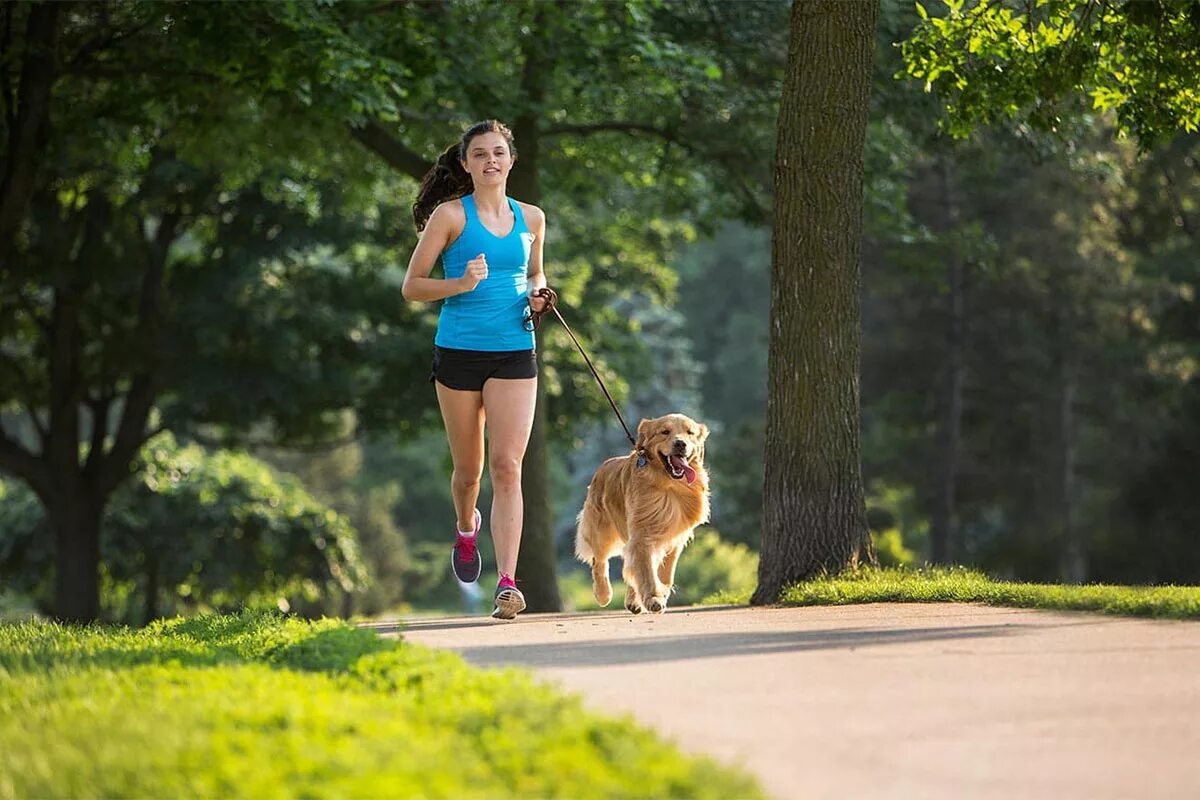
[636,452,648,469]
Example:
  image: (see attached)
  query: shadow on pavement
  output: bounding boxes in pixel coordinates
[364,605,746,636]
[448,623,1028,668]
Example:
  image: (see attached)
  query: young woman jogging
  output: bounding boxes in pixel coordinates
[402,120,549,620]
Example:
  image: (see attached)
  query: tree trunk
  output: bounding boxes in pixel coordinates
[931,158,964,565]
[144,550,160,625]
[509,2,561,612]
[0,3,60,261]
[50,497,104,623]
[1058,336,1084,583]
[752,0,878,604]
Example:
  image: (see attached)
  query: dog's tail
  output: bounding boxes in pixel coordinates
[574,503,594,564]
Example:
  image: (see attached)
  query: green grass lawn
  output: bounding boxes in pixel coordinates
[704,566,1200,619]
[0,611,763,800]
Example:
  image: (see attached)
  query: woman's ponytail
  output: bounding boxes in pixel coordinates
[412,143,473,232]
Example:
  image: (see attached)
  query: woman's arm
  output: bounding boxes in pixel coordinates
[524,204,548,311]
[402,203,480,302]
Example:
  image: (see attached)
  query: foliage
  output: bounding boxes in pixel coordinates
[671,528,760,605]
[901,0,1200,146]
[0,611,764,799]
[0,435,366,621]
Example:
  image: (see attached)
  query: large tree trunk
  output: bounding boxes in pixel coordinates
[509,2,561,612]
[931,158,964,564]
[752,0,878,604]
[49,496,104,623]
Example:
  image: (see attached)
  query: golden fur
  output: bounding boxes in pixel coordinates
[574,413,710,614]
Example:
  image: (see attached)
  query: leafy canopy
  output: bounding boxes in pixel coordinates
[901,0,1200,145]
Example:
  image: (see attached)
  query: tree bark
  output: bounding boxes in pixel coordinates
[509,1,561,612]
[49,495,104,623]
[0,3,60,262]
[752,0,878,604]
[1056,312,1084,583]
[931,157,964,565]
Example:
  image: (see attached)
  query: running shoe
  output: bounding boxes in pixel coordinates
[491,574,526,620]
[451,508,482,583]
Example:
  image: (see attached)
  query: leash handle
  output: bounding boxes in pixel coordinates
[530,287,638,450]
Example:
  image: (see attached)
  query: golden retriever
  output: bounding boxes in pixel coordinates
[574,413,710,614]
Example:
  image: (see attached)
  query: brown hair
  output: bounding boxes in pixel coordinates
[412,120,517,232]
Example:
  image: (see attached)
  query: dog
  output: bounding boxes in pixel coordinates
[574,413,710,614]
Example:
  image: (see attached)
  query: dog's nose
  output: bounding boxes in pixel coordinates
[672,439,688,456]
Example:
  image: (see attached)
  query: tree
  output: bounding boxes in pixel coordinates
[752,0,880,603]
[901,0,1200,146]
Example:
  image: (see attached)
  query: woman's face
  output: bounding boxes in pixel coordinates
[461,131,514,187]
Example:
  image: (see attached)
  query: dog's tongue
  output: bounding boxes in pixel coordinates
[669,455,697,485]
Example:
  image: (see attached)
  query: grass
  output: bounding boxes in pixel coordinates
[702,566,1200,620]
[0,610,763,800]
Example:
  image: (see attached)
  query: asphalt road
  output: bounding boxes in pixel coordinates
[371,603,1200,800]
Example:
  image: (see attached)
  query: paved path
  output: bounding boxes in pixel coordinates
[370,603,1200,800]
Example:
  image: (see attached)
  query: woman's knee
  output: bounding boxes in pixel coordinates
[452,467,482,493]
[489,455,522,489]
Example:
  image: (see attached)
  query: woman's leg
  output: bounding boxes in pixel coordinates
[435,382,486,532]
[481,377,537,579]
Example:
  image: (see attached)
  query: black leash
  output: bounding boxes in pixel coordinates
[529,287,638,450]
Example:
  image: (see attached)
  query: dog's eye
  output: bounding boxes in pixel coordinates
[687,429,697,436]
[661,429,670,435]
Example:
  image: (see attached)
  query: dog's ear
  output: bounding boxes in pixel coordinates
[636,418,652,451]
[695,423,708,464]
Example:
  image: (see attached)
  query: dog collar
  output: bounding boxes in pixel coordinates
[636,449,648,469]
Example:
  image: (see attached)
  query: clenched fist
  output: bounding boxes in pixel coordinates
[460,254,489,291]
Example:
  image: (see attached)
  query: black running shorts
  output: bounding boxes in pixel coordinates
[429,346,538,391]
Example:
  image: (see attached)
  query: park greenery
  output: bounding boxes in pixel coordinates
[771,567,1200,620]
[0,610,764,799]
[1,0,1200,625]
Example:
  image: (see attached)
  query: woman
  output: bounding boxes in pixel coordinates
[402,120,549,620]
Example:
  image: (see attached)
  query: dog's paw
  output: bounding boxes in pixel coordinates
[624,586,642,614]
[594,585,612,606]
[646,596,667,614]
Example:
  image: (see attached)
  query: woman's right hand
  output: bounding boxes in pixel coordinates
[460,254,488,291]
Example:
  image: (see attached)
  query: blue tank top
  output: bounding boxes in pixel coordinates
[435,195,536,351]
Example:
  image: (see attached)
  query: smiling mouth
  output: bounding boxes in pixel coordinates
[659,453,697,484]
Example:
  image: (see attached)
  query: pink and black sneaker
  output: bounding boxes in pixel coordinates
[450,508,482,584]
[491,574,526,620]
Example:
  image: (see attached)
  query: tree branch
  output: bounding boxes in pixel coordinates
[83,395,111,479]
[349,118,433,182]
[0,419,49,497]
[64,5,163,75]
[542,121,685,143]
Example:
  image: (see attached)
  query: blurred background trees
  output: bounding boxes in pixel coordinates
[2,0,1198,622]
